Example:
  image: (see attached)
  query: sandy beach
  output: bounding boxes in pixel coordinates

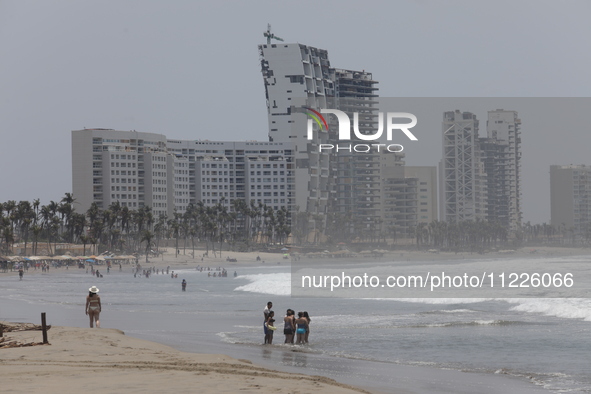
[0,324,369,394]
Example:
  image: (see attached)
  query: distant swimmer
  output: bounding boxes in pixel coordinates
[182,279,187,291]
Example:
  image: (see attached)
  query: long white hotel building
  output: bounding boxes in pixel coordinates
[72,129,294,217]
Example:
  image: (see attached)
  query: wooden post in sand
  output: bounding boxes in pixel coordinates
[41,313,48,344]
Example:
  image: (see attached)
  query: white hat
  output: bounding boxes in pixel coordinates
[89,286,99,293]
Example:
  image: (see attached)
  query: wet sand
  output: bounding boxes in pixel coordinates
[0,324,369,394]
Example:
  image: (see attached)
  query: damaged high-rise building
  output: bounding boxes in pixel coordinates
[439,109,522,231]
[258,41,419,239]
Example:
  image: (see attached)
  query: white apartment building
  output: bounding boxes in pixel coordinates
[550,165,591,236]
[72,129,294,217]
[72,129,167,215]
[405,166,438,224]
[167,139,294,211]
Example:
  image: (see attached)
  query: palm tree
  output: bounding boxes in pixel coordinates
[153,214,168,254]
[3,200,16,231]
[140,230,154,264]
[2,226,14,254]
[168,213,181,257]
[31,224,42,255]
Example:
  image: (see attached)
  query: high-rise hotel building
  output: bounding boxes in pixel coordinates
[72,129,293,217]
[439,109,522,230]
[258,42,417,237]
[550,164,591,236]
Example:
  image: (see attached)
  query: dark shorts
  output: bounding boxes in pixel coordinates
[264,323,268,335]
[283,328,293,335]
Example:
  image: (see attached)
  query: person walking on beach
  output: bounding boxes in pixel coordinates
[284,309,295,344]
[181,279,187,291]
[295,311,308,344]
[85,286,102,328]
[18,268,24,280]
[263,301,272,344]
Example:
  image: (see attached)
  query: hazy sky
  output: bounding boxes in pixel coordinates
[1,0,590,223]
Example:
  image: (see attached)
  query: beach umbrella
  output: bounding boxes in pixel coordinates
[86,259,95,263]
[281,247,289,251]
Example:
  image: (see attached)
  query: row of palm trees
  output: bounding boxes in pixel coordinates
[408,219,591,252]
[0,195,291,256]
[410,220,509,252]
[0,194,83,256]
[3,193,587,256]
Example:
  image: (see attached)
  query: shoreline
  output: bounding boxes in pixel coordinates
[0,263,564,394]
[0,322,549,394]
[0,324,371,394]
[3,246,590,280]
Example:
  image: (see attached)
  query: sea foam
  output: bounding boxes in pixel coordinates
[233,273,291,296]
[507,298,591,321]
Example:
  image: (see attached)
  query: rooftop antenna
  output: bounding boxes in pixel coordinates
[264,24,284,45]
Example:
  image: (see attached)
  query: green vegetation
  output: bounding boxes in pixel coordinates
[1,195,586,255]
[0,195,290,256]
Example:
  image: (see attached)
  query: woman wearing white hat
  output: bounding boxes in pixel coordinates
[85,286,102,328]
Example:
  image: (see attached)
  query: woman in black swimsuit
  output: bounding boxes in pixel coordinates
[284,309,295,344]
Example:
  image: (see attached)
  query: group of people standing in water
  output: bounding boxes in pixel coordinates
[263,301,311,345]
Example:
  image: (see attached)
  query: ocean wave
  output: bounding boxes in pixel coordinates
[369,297,493,304]
[419,308,477,314]
[507,298,591,322]
[233,273,291,296]
[404,320,523,328]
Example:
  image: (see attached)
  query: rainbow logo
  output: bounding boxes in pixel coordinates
[302,107,329,131]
